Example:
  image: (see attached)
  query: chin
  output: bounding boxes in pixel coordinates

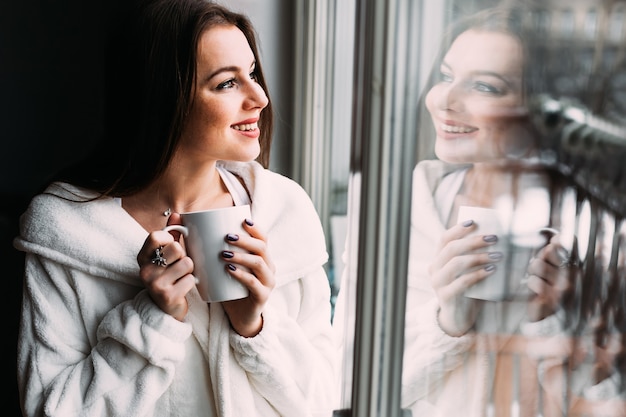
[434,148,467,164]
[233,150,261,163]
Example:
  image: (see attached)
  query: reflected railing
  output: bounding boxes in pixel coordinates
[459,98,626,417]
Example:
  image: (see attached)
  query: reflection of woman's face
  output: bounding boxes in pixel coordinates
[426,29,526,164]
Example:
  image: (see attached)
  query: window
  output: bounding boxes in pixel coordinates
[319,1,626,416]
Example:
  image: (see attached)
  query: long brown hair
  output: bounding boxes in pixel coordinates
[53,0,273,197]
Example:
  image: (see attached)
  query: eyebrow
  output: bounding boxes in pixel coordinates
[440,61,520,88]
[207,61,257,82]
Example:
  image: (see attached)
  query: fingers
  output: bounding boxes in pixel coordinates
[527,239,576,289]
[430,220,500,274]
[138,230,195,320]
[221,218,276,294]
[437,219,478,251]
[138,231,187,275]
[437,261,499,297]
[218,218,275,337]
[525,233,579,321]
[432,251,501,292]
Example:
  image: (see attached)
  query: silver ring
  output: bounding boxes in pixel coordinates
[151,247,167,267]
[558,257,580,269]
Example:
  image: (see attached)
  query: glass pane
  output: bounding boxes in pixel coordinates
[402,2,626,417]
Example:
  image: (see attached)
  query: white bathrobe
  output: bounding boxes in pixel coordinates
[15,160,337,417]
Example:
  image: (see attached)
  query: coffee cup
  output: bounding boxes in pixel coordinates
[457,205,545,301]
[163,205,251,302]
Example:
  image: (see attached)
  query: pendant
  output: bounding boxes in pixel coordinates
[163,208,172,217]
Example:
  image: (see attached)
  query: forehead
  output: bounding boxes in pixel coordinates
[196,24,254,69]
[445,29,524,77]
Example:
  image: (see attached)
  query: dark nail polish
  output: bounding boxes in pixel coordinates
[222,250,234,259]
[488,252,503,260]
[226,233,239,242]
[462,219,474,227]
[483,234,498,243]
[245,218,254,226]
[227,263,237,271]
[484,264,496,272]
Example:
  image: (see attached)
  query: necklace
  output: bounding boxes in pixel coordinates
[163,208,172,217]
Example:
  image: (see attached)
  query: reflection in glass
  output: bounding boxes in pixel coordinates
[400,3,626,417]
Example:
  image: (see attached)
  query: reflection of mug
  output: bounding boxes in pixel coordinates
[163,205,251,302]
[457,205,545,302]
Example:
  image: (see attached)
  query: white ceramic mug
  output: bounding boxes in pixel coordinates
[163,205,251,302]
[457,205,546,301]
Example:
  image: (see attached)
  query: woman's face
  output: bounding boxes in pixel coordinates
[177,24,269,165]
[426,29,527,164]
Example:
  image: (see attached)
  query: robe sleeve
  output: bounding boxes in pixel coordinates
[18,254,193,417]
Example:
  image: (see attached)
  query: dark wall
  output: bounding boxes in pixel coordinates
[1,1,106,414]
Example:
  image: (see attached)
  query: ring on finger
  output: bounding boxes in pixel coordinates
[558,257,580,269]
[151,246,167,267]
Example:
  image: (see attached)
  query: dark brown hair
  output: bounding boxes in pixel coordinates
[416,5,547,160]
[54,0,273,197]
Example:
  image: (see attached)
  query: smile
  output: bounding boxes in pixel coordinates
[232,122,258,132]
[440,123,477,134]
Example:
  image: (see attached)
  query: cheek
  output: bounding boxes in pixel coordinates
[188,99,227,134]
[478,114,531,157]
[196,98,224,126]
[499,123,535,158]
[424,87,438,115]
[179,102,222,151]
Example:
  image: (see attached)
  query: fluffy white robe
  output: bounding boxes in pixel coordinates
[15,160,337,417]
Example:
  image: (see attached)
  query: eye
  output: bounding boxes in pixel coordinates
[216,78,236,90]
[437,69,453,83]
[250,69,259,82]
[473,81,503,95]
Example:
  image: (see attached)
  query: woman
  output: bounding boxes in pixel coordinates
[399,6,587,417]
[15,1,336,416]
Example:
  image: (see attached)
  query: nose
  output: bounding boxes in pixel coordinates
[433,82,464,112]
[244,81,269,110]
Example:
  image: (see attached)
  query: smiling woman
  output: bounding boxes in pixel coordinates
[178,25,268,167]
[426,29,526,165]
[13,1,336,416]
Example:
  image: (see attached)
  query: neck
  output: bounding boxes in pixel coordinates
[460,163,549,208]
[122,164,233,231]
[158,165,232,214]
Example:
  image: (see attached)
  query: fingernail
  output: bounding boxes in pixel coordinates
[483,235,498,243]
[556,246,570,263]
[245,218,254,226]
[484,264,496,272]
[462,219,474,227]
[226,233,239,242]
[227,264,237,271]
[488,252,503,260]
[222,250,234,259]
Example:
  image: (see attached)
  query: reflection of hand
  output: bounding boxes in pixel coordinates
[429,219,501,336]
[526,232,577,322]
[220,219,276,338]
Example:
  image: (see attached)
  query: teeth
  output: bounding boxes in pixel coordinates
[441,124,475,133]
[233,122,258,131]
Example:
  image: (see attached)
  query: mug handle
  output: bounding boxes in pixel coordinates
[163,225,188,236]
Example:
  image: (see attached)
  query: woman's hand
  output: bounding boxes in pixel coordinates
[137,213,196,321]
[429,220,502,336]
[526,231,577,322]
[220,219,276,337]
